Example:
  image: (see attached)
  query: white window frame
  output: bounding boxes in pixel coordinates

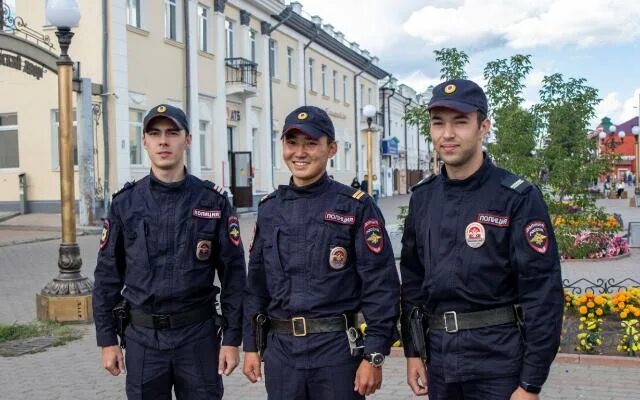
[164,0,178,41]
[269,39,277,78]
[0,113,19,169]
[197,4,209,52]
[127,0,142,28]
[250,29,257,63]
[50,110,78,169]
[272,130,280,169]
[309,58,315,91]
[287,46,294,84]
[332,70,338,100]
[129,109,144,166]
[343,75,348,103]
[225,18,234,59]
[199,120,211,168]
[321,64,327,96]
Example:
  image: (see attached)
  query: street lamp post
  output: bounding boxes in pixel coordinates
[363,104,377,197]
[37,0,93,323]
[598,117,625,199]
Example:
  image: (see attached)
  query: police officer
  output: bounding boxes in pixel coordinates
[242,106,400,399]
[93,104,246,399]
[400,80,563,399]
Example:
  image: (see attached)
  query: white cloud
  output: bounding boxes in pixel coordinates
[396,70,440,93]
[404,0,640,49]
[593,88,640,127]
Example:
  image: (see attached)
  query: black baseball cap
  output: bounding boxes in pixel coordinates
[143,104,190,133]
[427,79,488,115]
[282,106,335,141]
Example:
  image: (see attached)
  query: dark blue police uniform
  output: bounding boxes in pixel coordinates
[400,156,564,399]
[93,171,246,399]
[243,106,400,400]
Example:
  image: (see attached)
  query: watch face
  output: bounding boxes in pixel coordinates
[372,353,385,366]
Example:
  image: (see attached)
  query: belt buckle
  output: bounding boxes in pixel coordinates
[291,316,307,337]
[153,314,172,330]
[443,311,458,333]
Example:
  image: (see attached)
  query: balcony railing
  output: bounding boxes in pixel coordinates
[225,57,257,87]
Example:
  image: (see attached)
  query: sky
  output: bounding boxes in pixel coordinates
[296,0,640,128]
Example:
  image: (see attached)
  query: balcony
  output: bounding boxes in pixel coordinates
[225,57,258,98]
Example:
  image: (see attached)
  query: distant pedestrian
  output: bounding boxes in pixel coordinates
[372,174,380,203]
[361,174,369,194]
[616,180,625,198]
[351,177,361,189]
[627,173,633,187]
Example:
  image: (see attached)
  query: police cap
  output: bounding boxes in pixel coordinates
[427,79,488,116]
[282,106,335,141]
[143,104,190,133]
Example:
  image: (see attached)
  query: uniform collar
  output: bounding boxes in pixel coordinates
[279,173,330,199]
[441,153,493,189]
[149,168,188,193]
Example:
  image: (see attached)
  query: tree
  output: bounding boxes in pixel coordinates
[483,55,538,180]
[434,48,469,80]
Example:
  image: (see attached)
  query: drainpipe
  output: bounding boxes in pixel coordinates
[183,0,192,167]
[101,0,110,213]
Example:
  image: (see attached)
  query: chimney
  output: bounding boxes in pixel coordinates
[371,56,379,65]
[311,15,322,25]
[362,49,370,58]
[290,1,302,14]
[323,24,334,36]
[350,42,360,52]
[335,31,345,43]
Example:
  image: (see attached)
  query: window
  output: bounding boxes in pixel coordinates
[198,5,209,52]
[129,110,143,165]
[368,87,372,104]
[0,113,19,168]
[199,120,209,168]
[127,0,142,28]
[271,130,278,169]
[165,0,177,40]
[360,84,364,108]
[269,39,277,78]
[332,70,338,99]
[51,110,78,168]
[321,64,327,96]
[343,75,348,102]
[225,19,234,58]
[308,58,315,91]
[250,30,256,63]
[287,47,294,84]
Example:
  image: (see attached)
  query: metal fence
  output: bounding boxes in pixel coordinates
[224,57,257,87]
[563,277,640,294]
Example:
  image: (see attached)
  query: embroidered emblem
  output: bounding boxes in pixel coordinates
[477,213,510,227]
[196,240,212,261]
[192,208,222,219]
[364,219,384,254]
[324,211,356,225]
[249,223,257,252]
[99,219,110,250]
[465,222,485,248]
[228,216,241,247]
[157,105,167,113]
[525,221,549,254]
[444,84,457,94]
[298,112,308,120]
[329,246,348,270]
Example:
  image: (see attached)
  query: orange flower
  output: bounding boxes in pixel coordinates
[595,297,605,306]
[579,306,588,315]
[595,309,603,316]
[620,311,628,319]
[618,302,626,310]
[587,301,595,308]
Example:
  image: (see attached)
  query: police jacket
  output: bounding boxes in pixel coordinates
[400,156,563,386]
[243,173,400,369]
[93,173,246,350]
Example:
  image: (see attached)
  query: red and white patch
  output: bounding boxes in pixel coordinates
[324,211,356,225]
[192,208,221,219]
[228,216,241,247]
[477,213,510,227]
[525,220,549,254]
[99,219,110,250]
[465,222,485,248]
[364,219,384,254]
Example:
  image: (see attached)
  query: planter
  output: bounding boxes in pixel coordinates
[561,251,631,263]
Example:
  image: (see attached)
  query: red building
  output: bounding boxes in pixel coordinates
[592,116,639,182]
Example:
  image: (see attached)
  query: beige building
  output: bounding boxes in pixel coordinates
[0,0,388,215]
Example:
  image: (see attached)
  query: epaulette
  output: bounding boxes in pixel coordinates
[112,180,136,199]
[501,174,532,194]
[338,186,368,202]
[410,174,436,192]
[203,181,228,197]
[259,192,276,205]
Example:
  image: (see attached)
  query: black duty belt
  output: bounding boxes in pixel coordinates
[428,305,522,333]
[270,314,355,337]
[130,304,224,330]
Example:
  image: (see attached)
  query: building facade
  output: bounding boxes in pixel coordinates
[0,0,389,214]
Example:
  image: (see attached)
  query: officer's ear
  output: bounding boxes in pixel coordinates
[184,131,192,148]
[327,138,338,158]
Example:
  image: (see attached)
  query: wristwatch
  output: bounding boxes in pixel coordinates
[364,353,385,368]
[519,381,542,394]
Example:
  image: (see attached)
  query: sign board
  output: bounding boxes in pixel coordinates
[0,50,44,79]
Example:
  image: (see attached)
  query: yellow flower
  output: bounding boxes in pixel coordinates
[621,311,629,319]
[587,301,595,308]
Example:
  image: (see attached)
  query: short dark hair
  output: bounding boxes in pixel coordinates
[477,112,487,127]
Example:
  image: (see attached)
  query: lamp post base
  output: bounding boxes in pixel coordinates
[37,242,93,323]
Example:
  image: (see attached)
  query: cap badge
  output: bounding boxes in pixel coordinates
[157,105,167,113]
[465,222,485,248]
[297,112,308,120]
[329,246,348,270]
[196,240,212,261]
[444,84,457,94]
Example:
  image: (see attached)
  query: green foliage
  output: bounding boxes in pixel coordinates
[0,321,82,345]
[396,205,409,232]
[434,48,469,80]
[403,106,431,142]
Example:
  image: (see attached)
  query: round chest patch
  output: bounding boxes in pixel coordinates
[196,240,212,261]
[329,246,348,270]
[99,219,110,250]
[465,222,485,248]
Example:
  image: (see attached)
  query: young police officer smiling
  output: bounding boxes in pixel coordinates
[93,104,246,399]
[243,106,400,399]
[400,80,563,400]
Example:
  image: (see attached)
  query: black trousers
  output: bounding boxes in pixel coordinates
[426,369,519,400]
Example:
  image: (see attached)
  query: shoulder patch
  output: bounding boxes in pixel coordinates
[410,174,436,192]
[112,180,136,199]
[259,192,276,205]
[203,181,228,197]
[501,175,532,194]
[337,186,368,202]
